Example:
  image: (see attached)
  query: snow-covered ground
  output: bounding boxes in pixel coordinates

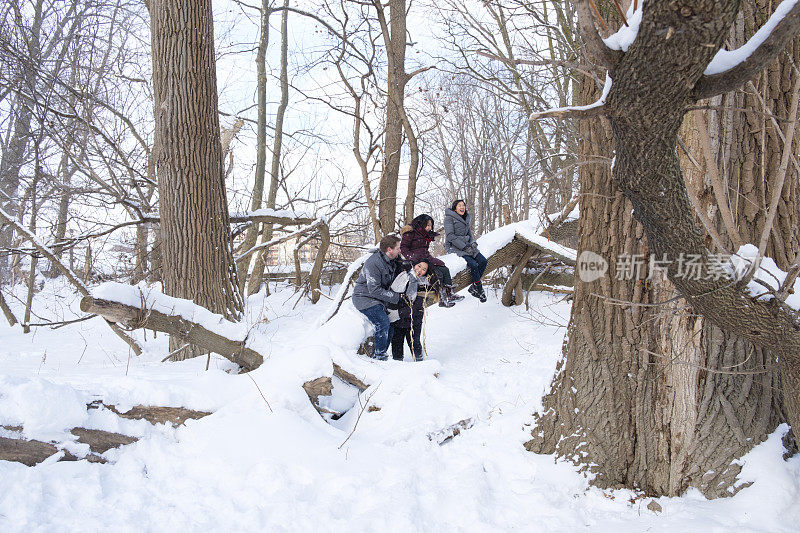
[1,279,798,531]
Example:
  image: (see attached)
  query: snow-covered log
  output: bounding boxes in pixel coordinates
[80,294,263,371]
[1,403,213,466]
[444,222,576,302]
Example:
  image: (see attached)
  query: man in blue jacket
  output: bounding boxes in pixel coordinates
[353,235,413,360]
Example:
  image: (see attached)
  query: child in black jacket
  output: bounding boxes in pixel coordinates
[388,259,429,361]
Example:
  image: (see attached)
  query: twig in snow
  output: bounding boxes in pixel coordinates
[161,343,191,363]
[246,373,274,414]
[339,384,380,449]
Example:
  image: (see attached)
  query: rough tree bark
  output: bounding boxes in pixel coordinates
[150,0,244,357]
[528,0,800,498]
[374,0,408,234]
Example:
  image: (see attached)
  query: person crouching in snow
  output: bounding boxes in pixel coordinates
[444,200,488,302]
[400,213,464,307]
[387,259,429,361]
[352,235,409,360]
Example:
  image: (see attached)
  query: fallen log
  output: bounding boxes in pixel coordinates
[88,401,211,426]
[0,435,74,466]
[333,363,368,391]
[0,432,106,466]
[451,233,576,296]
[80,296,263,371]
[70,428,137,454]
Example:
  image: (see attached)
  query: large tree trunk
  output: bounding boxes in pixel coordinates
[527,66,670,493]
[376,0,408,235]
[150,0,243,357]
[528,0,796,498]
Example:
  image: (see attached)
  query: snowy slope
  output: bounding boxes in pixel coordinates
[0,279,798,532]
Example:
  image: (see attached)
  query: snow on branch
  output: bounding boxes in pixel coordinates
[530,74,611,121]
[235,218,326,263]
[694,0,800,100]
[601,1,643,52]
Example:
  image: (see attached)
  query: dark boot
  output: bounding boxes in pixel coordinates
[475,281,487,303]
[438,286,455,307]
[469,282,487,303]
[446,284,465,302]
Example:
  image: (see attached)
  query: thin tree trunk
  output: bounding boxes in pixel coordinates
[22,160,41,335]
[237,0,271,292]
[0,3,43,281]
[248,0,290,297]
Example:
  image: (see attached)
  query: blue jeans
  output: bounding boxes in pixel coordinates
[463,252,487,283]
[359,304,393,356]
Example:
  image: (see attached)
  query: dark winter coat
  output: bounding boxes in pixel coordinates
[400,215,446,268]
[444,208,479,257]
[352,250,401,311]
[391,290,425,330]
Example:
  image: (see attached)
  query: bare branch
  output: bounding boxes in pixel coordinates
[576,0,622,68]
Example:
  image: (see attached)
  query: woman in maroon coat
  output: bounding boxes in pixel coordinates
[400,214,464,307]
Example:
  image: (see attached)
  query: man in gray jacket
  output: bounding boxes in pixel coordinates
[353,235,415,360]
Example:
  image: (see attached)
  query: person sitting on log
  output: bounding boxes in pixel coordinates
[400,213,463,307]
[444,200,488,302]
[352,235,413,361]
[387,259,430,362]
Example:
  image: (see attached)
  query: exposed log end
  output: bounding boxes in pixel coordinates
[302,376,333,405]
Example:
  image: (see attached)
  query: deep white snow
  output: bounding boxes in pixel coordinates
[0,278,798,532]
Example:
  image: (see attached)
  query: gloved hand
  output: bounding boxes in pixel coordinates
[399,259,413,272]
[405,279,418,299]
[386,298,400,311]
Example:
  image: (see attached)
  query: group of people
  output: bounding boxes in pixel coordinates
[352,200,489,361]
